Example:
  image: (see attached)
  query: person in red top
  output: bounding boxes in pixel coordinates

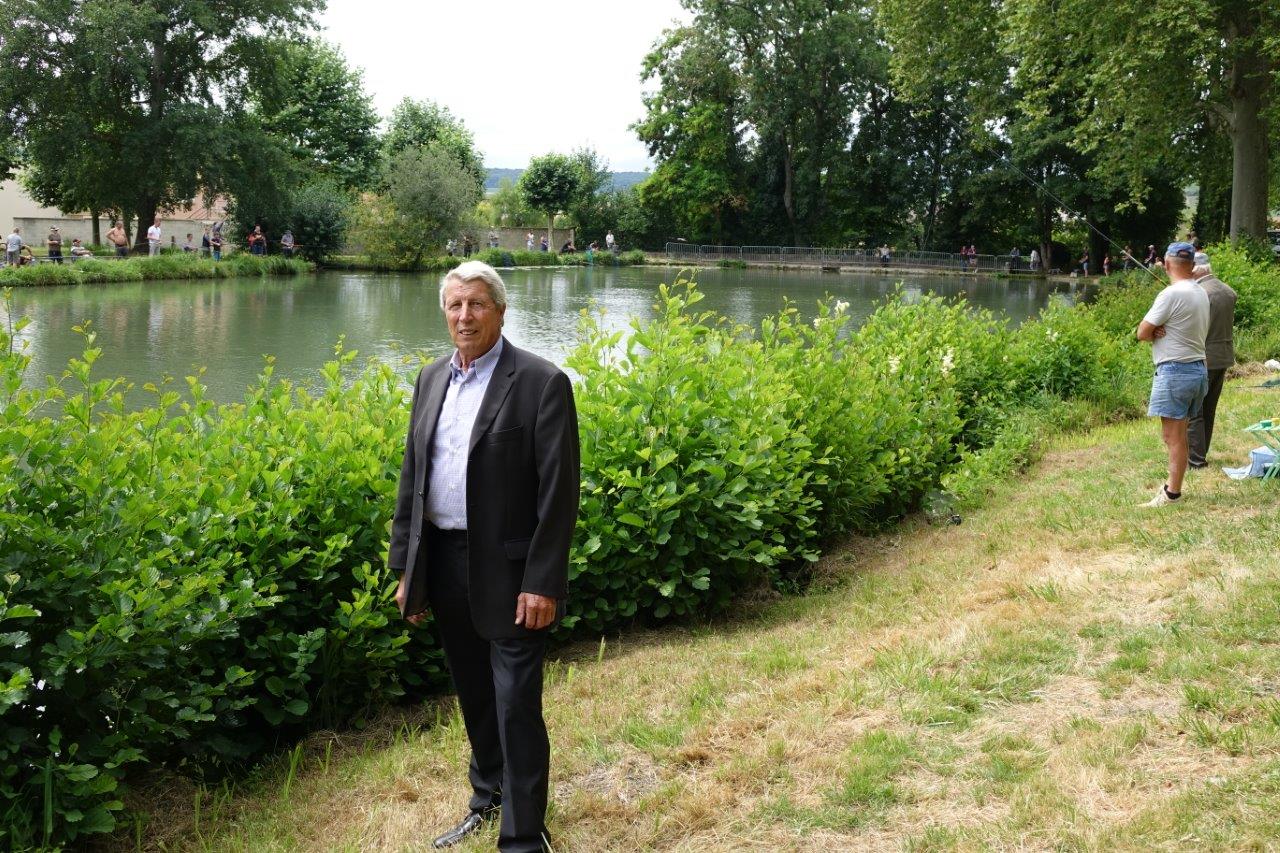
[248,224,266,256]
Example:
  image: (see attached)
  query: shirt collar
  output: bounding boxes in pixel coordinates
[449,336,504,381]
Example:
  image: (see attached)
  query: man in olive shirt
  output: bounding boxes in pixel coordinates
[1187,252,1236,469]
[46,227,63,264]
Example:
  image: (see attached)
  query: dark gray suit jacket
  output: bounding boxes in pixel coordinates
[388,338,580,639]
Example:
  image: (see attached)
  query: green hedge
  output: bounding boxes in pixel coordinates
[323,249,647,273]
[3,246,1279,847]
[0,253,311,287]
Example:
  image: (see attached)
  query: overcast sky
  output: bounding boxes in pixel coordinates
[316,0,690,172]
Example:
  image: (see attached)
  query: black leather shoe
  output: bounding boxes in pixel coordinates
[1189,460,1208,469]
[432,807,498,848]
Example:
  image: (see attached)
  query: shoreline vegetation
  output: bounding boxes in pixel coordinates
[0,252,312,287]
[1,244,1277,847]
[321,247,647,273]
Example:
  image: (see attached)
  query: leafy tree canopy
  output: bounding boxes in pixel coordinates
[0,0,321,249]
[381,98,485,194]
[251,38,381,191]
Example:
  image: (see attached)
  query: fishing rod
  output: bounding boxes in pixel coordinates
[931,110,1169,284]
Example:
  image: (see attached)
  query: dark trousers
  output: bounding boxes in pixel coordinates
[425,528,550,853]
[1189,367,1227,466]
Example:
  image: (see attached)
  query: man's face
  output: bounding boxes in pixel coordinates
[443,278,505,364]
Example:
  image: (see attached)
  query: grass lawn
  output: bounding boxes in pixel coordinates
[123,377,1280,852]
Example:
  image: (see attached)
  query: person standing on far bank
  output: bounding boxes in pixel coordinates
[1187,251,1236,469]
[1136,242,1210,507]
[388,261,579,852]
[107,221,129,257]
[46,227,63,264]
[147,216,162,256]
[5,227,22,267]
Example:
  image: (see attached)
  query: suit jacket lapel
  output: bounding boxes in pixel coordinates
[469,339,516,455]
[415,360,451,456]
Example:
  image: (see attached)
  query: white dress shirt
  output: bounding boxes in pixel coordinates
[425,338,504,530]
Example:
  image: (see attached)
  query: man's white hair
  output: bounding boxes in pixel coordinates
[440,261,508,310]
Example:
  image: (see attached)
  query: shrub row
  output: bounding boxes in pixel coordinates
[321,249,647,273]
[2,245,1277,847]
[0,253,312,287]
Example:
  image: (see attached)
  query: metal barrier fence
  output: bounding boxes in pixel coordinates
[664,243,1036,273]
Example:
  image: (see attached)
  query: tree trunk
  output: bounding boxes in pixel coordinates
[547,214,554,255]
[782,139,799,246]
[90,209,101,246]
[135,200,158,253]
[1227,17,1269,243]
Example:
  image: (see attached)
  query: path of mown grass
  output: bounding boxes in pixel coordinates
[127,379,1280,852]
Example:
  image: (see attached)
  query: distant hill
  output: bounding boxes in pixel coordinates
[485,167,649,193]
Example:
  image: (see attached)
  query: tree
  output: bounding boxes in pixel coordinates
[880,0,1280,244]
[355,146,480,265]
[287,180,352,262]
[633,26,749,244]
[251,38,380,190]
[381,98,485,195]
[0,0,320,252]
[518,154,579,249]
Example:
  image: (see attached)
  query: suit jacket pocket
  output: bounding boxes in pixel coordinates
[504,537,532,560]
[484,425,523,444]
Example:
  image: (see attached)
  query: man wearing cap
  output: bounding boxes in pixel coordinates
[1187,251,1236,469]
[46,227,63,264]
[1136,242,1210,506]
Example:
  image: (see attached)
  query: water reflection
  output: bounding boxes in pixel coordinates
[3,267,1090,406]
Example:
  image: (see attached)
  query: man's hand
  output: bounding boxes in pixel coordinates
[395,573,429,626]
[515,593,557,631]
[1153,325,1167,338]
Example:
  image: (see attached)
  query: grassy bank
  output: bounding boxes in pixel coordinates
[0,253,312,287]
[122,377,1280,850]
[323,248,646,273]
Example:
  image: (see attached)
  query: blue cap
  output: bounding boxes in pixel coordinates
[1166,241,1195,259]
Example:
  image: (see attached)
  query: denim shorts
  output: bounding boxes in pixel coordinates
[1148,360,1208,419]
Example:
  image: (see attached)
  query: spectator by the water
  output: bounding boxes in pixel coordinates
[107,221,129,257]
[147,216,162,256]
[46,227,63,264]
[202,227,212,255]
[281,230,295,258]
[1144,244,1157,266]
[879,244,892,266]
[1187,251,1236,470]
[1122,244,1135,271]
[488,230,499,249]
[1029,248,1040,271]
[1010,246,1021,271]
[69,238,93,259]
[5,227,22,266]
[560,240,576,253]
[182,233,196,253]
[248,225,265,255]
[463,235,473,258]
[146,216,162,256]
[526,232,534,251]
[210,225,223,261]
[968,244,978,269]
[1078,249,1090,276]
[446,238,457,257]
[605,230,616,251]
[1136,242,1210,507]
[1103,253,1112,276]
[539,236,548,252]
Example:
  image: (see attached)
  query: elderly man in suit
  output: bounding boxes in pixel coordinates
[388,261,579,853]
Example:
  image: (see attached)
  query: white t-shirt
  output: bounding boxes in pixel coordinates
[147,224,161,244]
[5,233,20,252]
[1143,278,1210,365]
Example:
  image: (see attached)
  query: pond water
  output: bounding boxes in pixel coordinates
[3,266,1091,405]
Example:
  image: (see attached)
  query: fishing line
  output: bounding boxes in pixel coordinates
[931,110,1167,283]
